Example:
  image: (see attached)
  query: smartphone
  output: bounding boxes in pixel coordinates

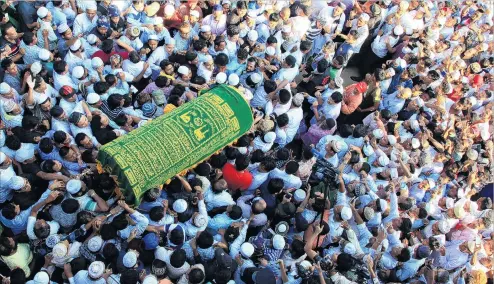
[285,193,292,199]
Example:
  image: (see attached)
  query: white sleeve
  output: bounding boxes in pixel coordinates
[72,17,83,37]
[27,216,37,240]
[131,211,150,236]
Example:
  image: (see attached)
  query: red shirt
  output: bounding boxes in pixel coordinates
[222,163,253,191]
[91,51,129,64]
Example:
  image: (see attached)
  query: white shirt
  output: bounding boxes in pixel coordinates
[72,13,98,37]
[64,51,87,71]
[285,107,303,143]
[122,60,152,79]
[54,72,77,91]
[371,34,400,58]
[147,46,170,72]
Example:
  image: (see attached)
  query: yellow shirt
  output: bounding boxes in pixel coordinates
[1,243,33,277]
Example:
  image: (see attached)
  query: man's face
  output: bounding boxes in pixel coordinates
[334,6,344,17]
[201,31,212,39]
[86,9,97,20]
[97,26,108,35]
[213,10,223,19]
[246,61,256,72]
[53,160,62,171]
[268,20,278,29]
[45,12,53,22]
[237,8,247,17]
[204,60,214,71]
[77,115,89,128]
[62,29,73,39]
[10,104,21,115]
[148,40,158,50]
[154,24,164,33]
[180,28,191,39]
[5,26,17,40]
[280,9,290,21]
[229,34,239,42]
[357,18,367,27]
[165,44,175,54]
[65,149,78,161]
[215,42,226,51]
[6,63,17,76]
[81,136,93,149]
[40,100,52,111]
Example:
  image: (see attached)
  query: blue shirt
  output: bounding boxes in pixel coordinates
[173,33,192,52]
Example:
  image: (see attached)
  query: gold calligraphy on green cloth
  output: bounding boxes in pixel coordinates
[97,85,253,204]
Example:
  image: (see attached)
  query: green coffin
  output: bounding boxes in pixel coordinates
[97,84,253,204]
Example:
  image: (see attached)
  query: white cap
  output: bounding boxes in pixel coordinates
[247,11,257,18]
[33,271,50,284]
[72,66,85,79]
[91,57,104,68]
[9,176,25,191]
[194,214,207,227]
[410,119,420,131]
[272,234,285,250]
[379,199,388,211]
[378,156,389,167]
[228,73,240,86]
[445,198,454,209]
[480,43,488,51]
[200,25,211,32]
[216,72,227,84]
[165,38,176,45]
[2,100,16,113]
[52,243,68,258]
[263,132,276,143]
[364,207,375,220]
[204,55,213,63]
[0,83,11,94]
[454,204,466,219]
[427,178,436,189]
[37,7,49,18]
[88,236,103,252]
[88,261,105,279]
[343,243,356,255]
[265,46,276,56]
[293,189,306,202]
[387,135,397,145]
[282,25,291,33]
[15,147,35,163]
[437,220,450,234]
[66,179,82,194]
[372,129,384,139]
[250,73,262,84]
[164,4,175,16]
[39,49,51,61]
[466,149,478,160]
[340,206,352,220]
[142,275,159,284]
[153,17,164,25]
[87,34,98,45]
[70,39,82,51]
[359,13,370,21]
[190,10,200,18]
[57,23,70,34]
[240,242,254,258]
[411,138,420,149]
[177,66,190,75]
[330,140,344,152]
[86,93,100,104]
[123,251,138,268]
[222,0,231,5]
[86,1,97,10]
[247,30,258,42]
[363,144,374,156]
[173,199,188,213]
[148,34,159,41]
[31,61,42,77]
[393,25,404,36]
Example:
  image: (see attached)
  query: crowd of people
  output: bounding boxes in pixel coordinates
[0,0,493,283]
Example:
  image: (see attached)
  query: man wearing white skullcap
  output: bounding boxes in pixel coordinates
[36,7,58,52]
[65,39,87,70]
[65,260,109,284]
[73,2,99,37]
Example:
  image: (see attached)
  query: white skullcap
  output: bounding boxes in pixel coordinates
[272,234,285,250]
[372,129,384,139]
[15,147,35,163]
[427,178,436,189]
[200,25,211,32]
[70,39,82,51]
[142,275,159,284]
[411,138,420,149]
[393,25,404,36]
[123,251,138,268]
[45,235,60,248]
[454,204,465,219]
[378,155,390,167]
[400,1,409,10]
[340,206,352,220]
[0,83,11,94]
[469,202,478,214]
[66,179,82,194]
[468,96,477,106]
[173,199,188,213]
[247,11,257,18]
[264,132,276,143]
[9,176,25,190]
[359,13,370,21]
[364,207,375,220]
[379,199,388,211]
[293,189,306,202]
[343,243,356,255]
[86,2,97,10]
[265,46,276,56]
[86,93,100,105]
[216,72,227,84]
[39,49,51,61]
[87,34,98,45]
[190,10,200,18]
[282,25,291,33]
[177,66,190,75]
[91,57,104,68]
[153,17,164,25]
[164,4,175,16]
[445,197,454,209]
[330,140,343,153]
[163,38,175,46]
[425,203,436,215]
[247,30,258,41]
[390,168,398,179]
[194,214,207,227]
[249,73,262,85]
[387,135,397,145]
[37,7,49,18]
[299,260,311,270]
[466,149,478,160]
[88,261,105,279]
[148,34,159,41]
[240,242,254,258]
[33,271,50,284]
[437,220,450,234]
[228,73,240,86]
[57,23,70,34]
[154,247,167,262]
[88,236,103,252]
[53,243,68,258]
[31,61,42,77]
[363,144,374,156]
[2,100,16,113]
[410,119,420,131]
[72,66,85,79]
[204,55,213,63]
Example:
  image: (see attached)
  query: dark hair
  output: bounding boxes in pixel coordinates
[300,40,312,52]
[128,50,140,63]
[261,158,276,172]
[70,257,87,275]
[215,269,232,284]
[154,76,170,88]
[399,198,414,211]
[264,80,277,93]
[22,32,36,45]
[331,92,343,103]
[210,153,227,169]
[196,231,214,249]
[267,36,278,45]
[214,53,229,66]
[53,131,68,144]
[9,268,26,284]
[269,12,280,22]
[237,48,249,60]
[34,222,50,239]
[107,94,124,110]
[120,269,139,284]
[105,74,117,86]
[360,162,371,174]
[143,187,160,202]
[77,210,94,224]
[224,226,240,243]
[101,39,114,54]
[100,223,117,240]
[1,58,13,70]
[418,208,428,219]
[2,204,17,220]
[170,249,186,268]
[276,148,290,160]
[75,133,89,146]
[284,55,296,68]
[22,115,40,130]
[61,198,80,214]
[59,146,70,158]
[50,105,64,118]
[276,113,289,128]
[0,237,15,256]
[229,205,242,220]
[189,268,205,284]
[268,178,284,194]
[285,161,299,175]
[236,1,247,9]
[336,253,355,272]
[227,25,239,37]
[53,61,67,74]
[169,227,184,246]
[250,149,265,164]
[339,124,353,138]
[225,147,240,160]
[149,206,164,222]
[192,39,207,51]
[353,124,366,138]
[102,243,119,261]
[278,89,291,104]
[93,81,110,94]
[5,135,21,151]
[399,217,413,238]
[396,247,411,262]
[481,198,492,210]
[235,155,250,171]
